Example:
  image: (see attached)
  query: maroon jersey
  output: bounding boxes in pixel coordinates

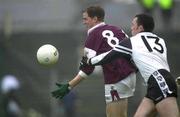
[82,23,136,84]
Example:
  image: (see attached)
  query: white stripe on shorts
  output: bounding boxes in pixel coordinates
[152,71,173,98]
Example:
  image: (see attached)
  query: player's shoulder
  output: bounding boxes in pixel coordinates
[130,33,140,40]
[105,24,123,31]
[137,32,158,37]
[92,24,123,35]
[130,32,155,39]
[119,37,132,48]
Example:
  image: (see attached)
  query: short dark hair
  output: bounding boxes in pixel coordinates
[135,14,155,32]
[83,5,105,21]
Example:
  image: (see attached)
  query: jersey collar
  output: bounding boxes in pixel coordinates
[87,22,106,35]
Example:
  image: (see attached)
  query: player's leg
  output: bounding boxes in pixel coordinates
[134,97,156,117]
[156,97,179,117]
[106,98,128,117]
[153,69,179,117]
[141,69,179,117]
[105,73,136,117]
[147,109,157,117]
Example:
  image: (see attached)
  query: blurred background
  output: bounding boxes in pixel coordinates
[0,0,180,117]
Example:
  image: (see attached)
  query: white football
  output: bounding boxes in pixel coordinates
[37,44,59,66]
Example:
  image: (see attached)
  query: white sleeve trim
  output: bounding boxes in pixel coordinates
[84,47,96,58]
[78,70,88,78]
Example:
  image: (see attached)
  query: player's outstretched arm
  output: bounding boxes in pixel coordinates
[52,57,95,99]
[69,74,85,88]
[80,45,132,67]
[81,50,125,66]
[90,50,117,65]
[79,51,112,67]
[51,74,85,99]
[51,83,71,99]
[80,39,132,66]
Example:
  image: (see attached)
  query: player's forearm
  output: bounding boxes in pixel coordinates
[69,74,85,88]
[90,50,119,65]
[90,49,130,66]
[90,51,110,65]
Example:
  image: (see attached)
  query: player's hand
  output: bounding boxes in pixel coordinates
[79,56,91,69]
[51,83,71,99]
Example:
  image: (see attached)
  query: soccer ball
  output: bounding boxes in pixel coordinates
[37,44,59,66]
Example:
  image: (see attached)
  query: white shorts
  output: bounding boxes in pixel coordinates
[105,72,136,103]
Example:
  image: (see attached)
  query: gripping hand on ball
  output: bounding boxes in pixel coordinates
[51,83,71,99]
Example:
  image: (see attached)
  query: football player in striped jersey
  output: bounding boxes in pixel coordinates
[81,14,179,117]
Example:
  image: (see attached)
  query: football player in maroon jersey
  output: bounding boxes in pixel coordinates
[52,5,137,117]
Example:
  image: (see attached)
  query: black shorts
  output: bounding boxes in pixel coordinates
[146,69,177,104]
